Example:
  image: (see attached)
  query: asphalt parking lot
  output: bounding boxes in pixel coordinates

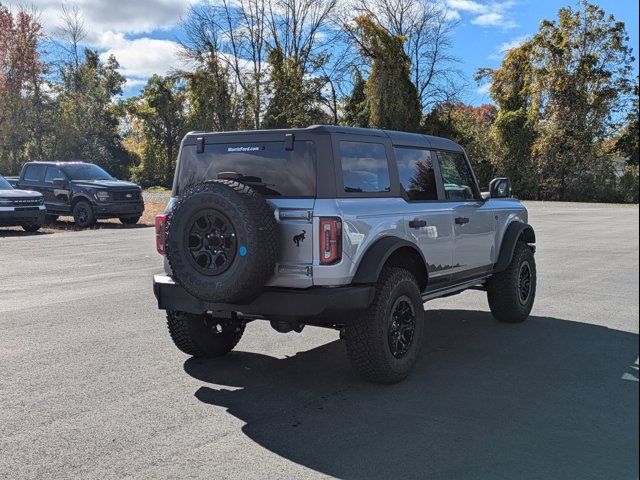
[1,201,638,480]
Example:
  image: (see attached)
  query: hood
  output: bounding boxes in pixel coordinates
[71,180,140,189]
[0,189,43,199]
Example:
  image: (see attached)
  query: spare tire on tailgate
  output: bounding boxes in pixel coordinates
[166,180,279,303]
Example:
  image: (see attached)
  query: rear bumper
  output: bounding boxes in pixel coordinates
[0,206,46,225]
[153,274,375,322]
[94,201,144,218]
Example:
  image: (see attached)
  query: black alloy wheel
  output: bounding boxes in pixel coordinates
[388,295,417,359]
[186,211,238,276]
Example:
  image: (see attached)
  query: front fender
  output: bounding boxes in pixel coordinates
[494,222,536,273]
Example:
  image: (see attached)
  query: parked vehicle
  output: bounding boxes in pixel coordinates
[153,126,537,383]
[7,162,144,228]
[0,175,46,232]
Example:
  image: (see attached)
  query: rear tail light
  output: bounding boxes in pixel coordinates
[155,214,168,255]
[319,217,342,264]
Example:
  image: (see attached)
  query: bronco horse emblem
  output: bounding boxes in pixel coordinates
[293,230,306,247]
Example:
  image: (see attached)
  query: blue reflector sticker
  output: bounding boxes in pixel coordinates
[239,246,247,257]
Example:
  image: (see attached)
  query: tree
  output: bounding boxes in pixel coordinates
[126,75,187,187]
[0,4,46,174]
[342,69,369,127]
[354,0,461,112]
[348,14,421,131]
[477,43,538,197]
[262,46,329,128]
[478,1,636,201]
[616,81,639,167]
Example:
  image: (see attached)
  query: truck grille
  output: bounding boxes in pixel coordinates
[111,190,141,202]
[11,198,43,206]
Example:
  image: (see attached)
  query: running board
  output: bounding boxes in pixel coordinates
[421,276,490,302]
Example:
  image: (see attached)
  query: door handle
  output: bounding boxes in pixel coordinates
[409,219,427,229]
[455,217,470,225]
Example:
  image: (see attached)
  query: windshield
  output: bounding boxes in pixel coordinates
[62,164,113,181]
[0,176,13,190]
[176,141,316,197]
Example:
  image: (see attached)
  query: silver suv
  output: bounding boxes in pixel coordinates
[153,126,537,383]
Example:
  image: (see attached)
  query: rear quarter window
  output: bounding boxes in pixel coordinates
[340,141,390,194]
[177,141,316,197]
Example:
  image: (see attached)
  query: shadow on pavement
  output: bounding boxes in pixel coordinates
[185,310,639,480]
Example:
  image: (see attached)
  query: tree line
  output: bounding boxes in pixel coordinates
[0,0,637,202]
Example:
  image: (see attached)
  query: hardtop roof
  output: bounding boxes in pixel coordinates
[183,125,464,152]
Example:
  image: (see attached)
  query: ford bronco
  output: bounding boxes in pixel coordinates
[153,126,537,383]
[0,175,45,232]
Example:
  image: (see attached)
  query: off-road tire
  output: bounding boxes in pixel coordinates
[22,224,41,232]
[345,267,425,384]
[166,311,245,358]
[73,200,96,228]
[166,180,278,303]
[486,242,536,323]
[119,216,141,225]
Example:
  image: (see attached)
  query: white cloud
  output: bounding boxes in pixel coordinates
[476,83,491,95]
[446,0,518,29]
[488,34,529,60]
[98,32,190,93]
[498,34,529,53]
[6,0,197,94]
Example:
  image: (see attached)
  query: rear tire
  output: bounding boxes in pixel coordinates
[119,216,141,225]
[486,242,536,323]
[345,267,424,384]
[73,200,96,228]
[166,311,245,358]
[22,224,41,232]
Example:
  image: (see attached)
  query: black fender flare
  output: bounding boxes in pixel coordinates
[494,222,536,273]
[70,193,95,208]
[352,236,429,289]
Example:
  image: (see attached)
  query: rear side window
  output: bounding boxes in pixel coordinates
[436,151,477,201]
[177,141,316,197]
[394,148,438,201]
[23,165,46,182]
[44,167,65,184]
[340,141,390,193]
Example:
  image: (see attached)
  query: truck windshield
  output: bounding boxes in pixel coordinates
[62,164,113,181]
[0,176,12,190]
[176,141,316,197]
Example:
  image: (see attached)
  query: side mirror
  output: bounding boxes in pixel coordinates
[489,178,511,199]
[52,178,68,189]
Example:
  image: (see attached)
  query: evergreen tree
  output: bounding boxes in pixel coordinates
[349,14,421,132]
[343,69,369,128]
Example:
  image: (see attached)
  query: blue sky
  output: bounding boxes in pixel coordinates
[13,0,640,105]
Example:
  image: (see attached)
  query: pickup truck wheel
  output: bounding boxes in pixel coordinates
[73,200,96,228]
[486,242,536,323]
[345,267,424,384]
[166,180,278,303]
[166,311,244,357]
[22,224,41,232]
[119,216,141,225]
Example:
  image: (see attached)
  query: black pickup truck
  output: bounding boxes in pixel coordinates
[7,162,144,228]
[0,175,46,232]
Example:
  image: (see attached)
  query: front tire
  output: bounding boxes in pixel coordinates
[73,200,96,228]
[486,242,536,323]
[345,267,424,384]
[166,311,245,358]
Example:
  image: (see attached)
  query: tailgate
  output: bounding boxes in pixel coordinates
[265,198,315,288]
